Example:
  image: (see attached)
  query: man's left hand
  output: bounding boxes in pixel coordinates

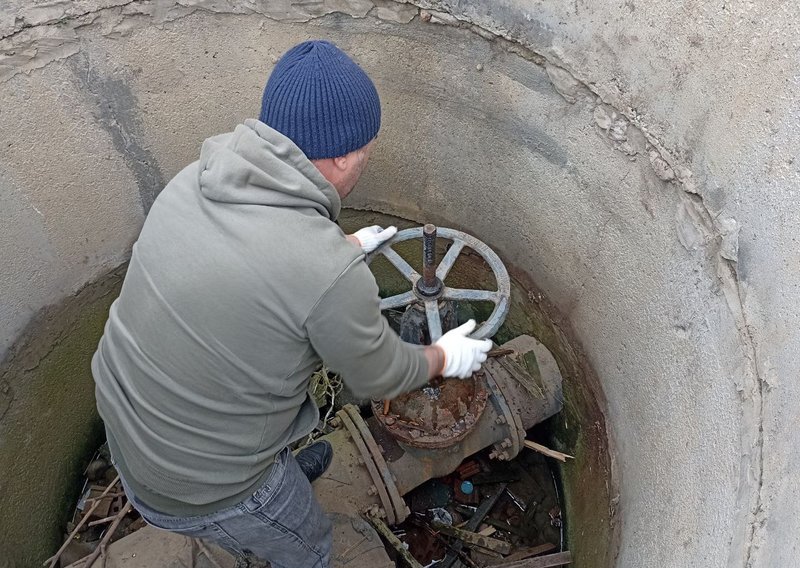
[350,225,398,253]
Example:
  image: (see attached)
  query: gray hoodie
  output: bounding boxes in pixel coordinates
[93,120,429,516]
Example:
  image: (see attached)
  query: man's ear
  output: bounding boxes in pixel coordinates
[332,155,349,171]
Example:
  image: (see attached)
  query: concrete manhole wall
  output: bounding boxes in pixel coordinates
[1,2,798,568]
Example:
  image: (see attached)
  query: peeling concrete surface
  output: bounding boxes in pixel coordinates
[0,62,144,360]
[0,1,798,567]
[69,50,165,211]
[0,0,387,82]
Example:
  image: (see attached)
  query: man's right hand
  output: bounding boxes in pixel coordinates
[428,320,492,379]
[351,225,398,253]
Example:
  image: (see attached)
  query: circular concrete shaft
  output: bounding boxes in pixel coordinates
[0,2,798,568]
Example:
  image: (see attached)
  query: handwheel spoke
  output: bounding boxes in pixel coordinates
[379,291,416,310]
[425,300,443,342]
[442,288,499,303]
[380,247,420,282]
[436,240,466,281]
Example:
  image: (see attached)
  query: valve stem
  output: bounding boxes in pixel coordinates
[416,224,444,297]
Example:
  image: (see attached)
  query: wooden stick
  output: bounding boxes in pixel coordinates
[85,492,124,503]
[478,525,497,537]
[383,399,391,415]
[87,514,118,527]
[44,476,120,567]
[81,501,133,567]
[523,440,574,462]
[492,551,572,568]
[504,543,557,562]
[335,535,368,563]
[366,512,424,568]
[432,522,512,555]
[487,348,515,357]
[99,542,108,568]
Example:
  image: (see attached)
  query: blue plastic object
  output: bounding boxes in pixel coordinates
[460,480,475,495]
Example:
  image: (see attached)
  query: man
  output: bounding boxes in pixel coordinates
[92,40,491,568]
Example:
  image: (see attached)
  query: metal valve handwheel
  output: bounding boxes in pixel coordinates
[366,224,511,342]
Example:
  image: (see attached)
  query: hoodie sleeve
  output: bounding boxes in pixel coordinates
[305,257,430,399]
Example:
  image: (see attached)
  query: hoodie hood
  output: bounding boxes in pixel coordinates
[198,119,341,221]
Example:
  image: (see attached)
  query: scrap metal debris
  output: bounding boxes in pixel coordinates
[380,446,571,568]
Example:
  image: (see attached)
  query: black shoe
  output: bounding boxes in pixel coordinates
[295,440,333,483]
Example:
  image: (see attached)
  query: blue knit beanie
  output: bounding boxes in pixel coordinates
[259,40,381,160]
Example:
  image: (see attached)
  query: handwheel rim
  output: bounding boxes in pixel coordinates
[366,227,511,340]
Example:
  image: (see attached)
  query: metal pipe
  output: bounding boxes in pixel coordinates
[383,358,562,494]
[314,352,563,516]
[310,348,563,565]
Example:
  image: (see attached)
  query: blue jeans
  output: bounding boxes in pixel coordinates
[120,447,333,568]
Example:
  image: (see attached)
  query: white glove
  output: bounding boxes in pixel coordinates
[352,225,398,253]
[434,320,492,379]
